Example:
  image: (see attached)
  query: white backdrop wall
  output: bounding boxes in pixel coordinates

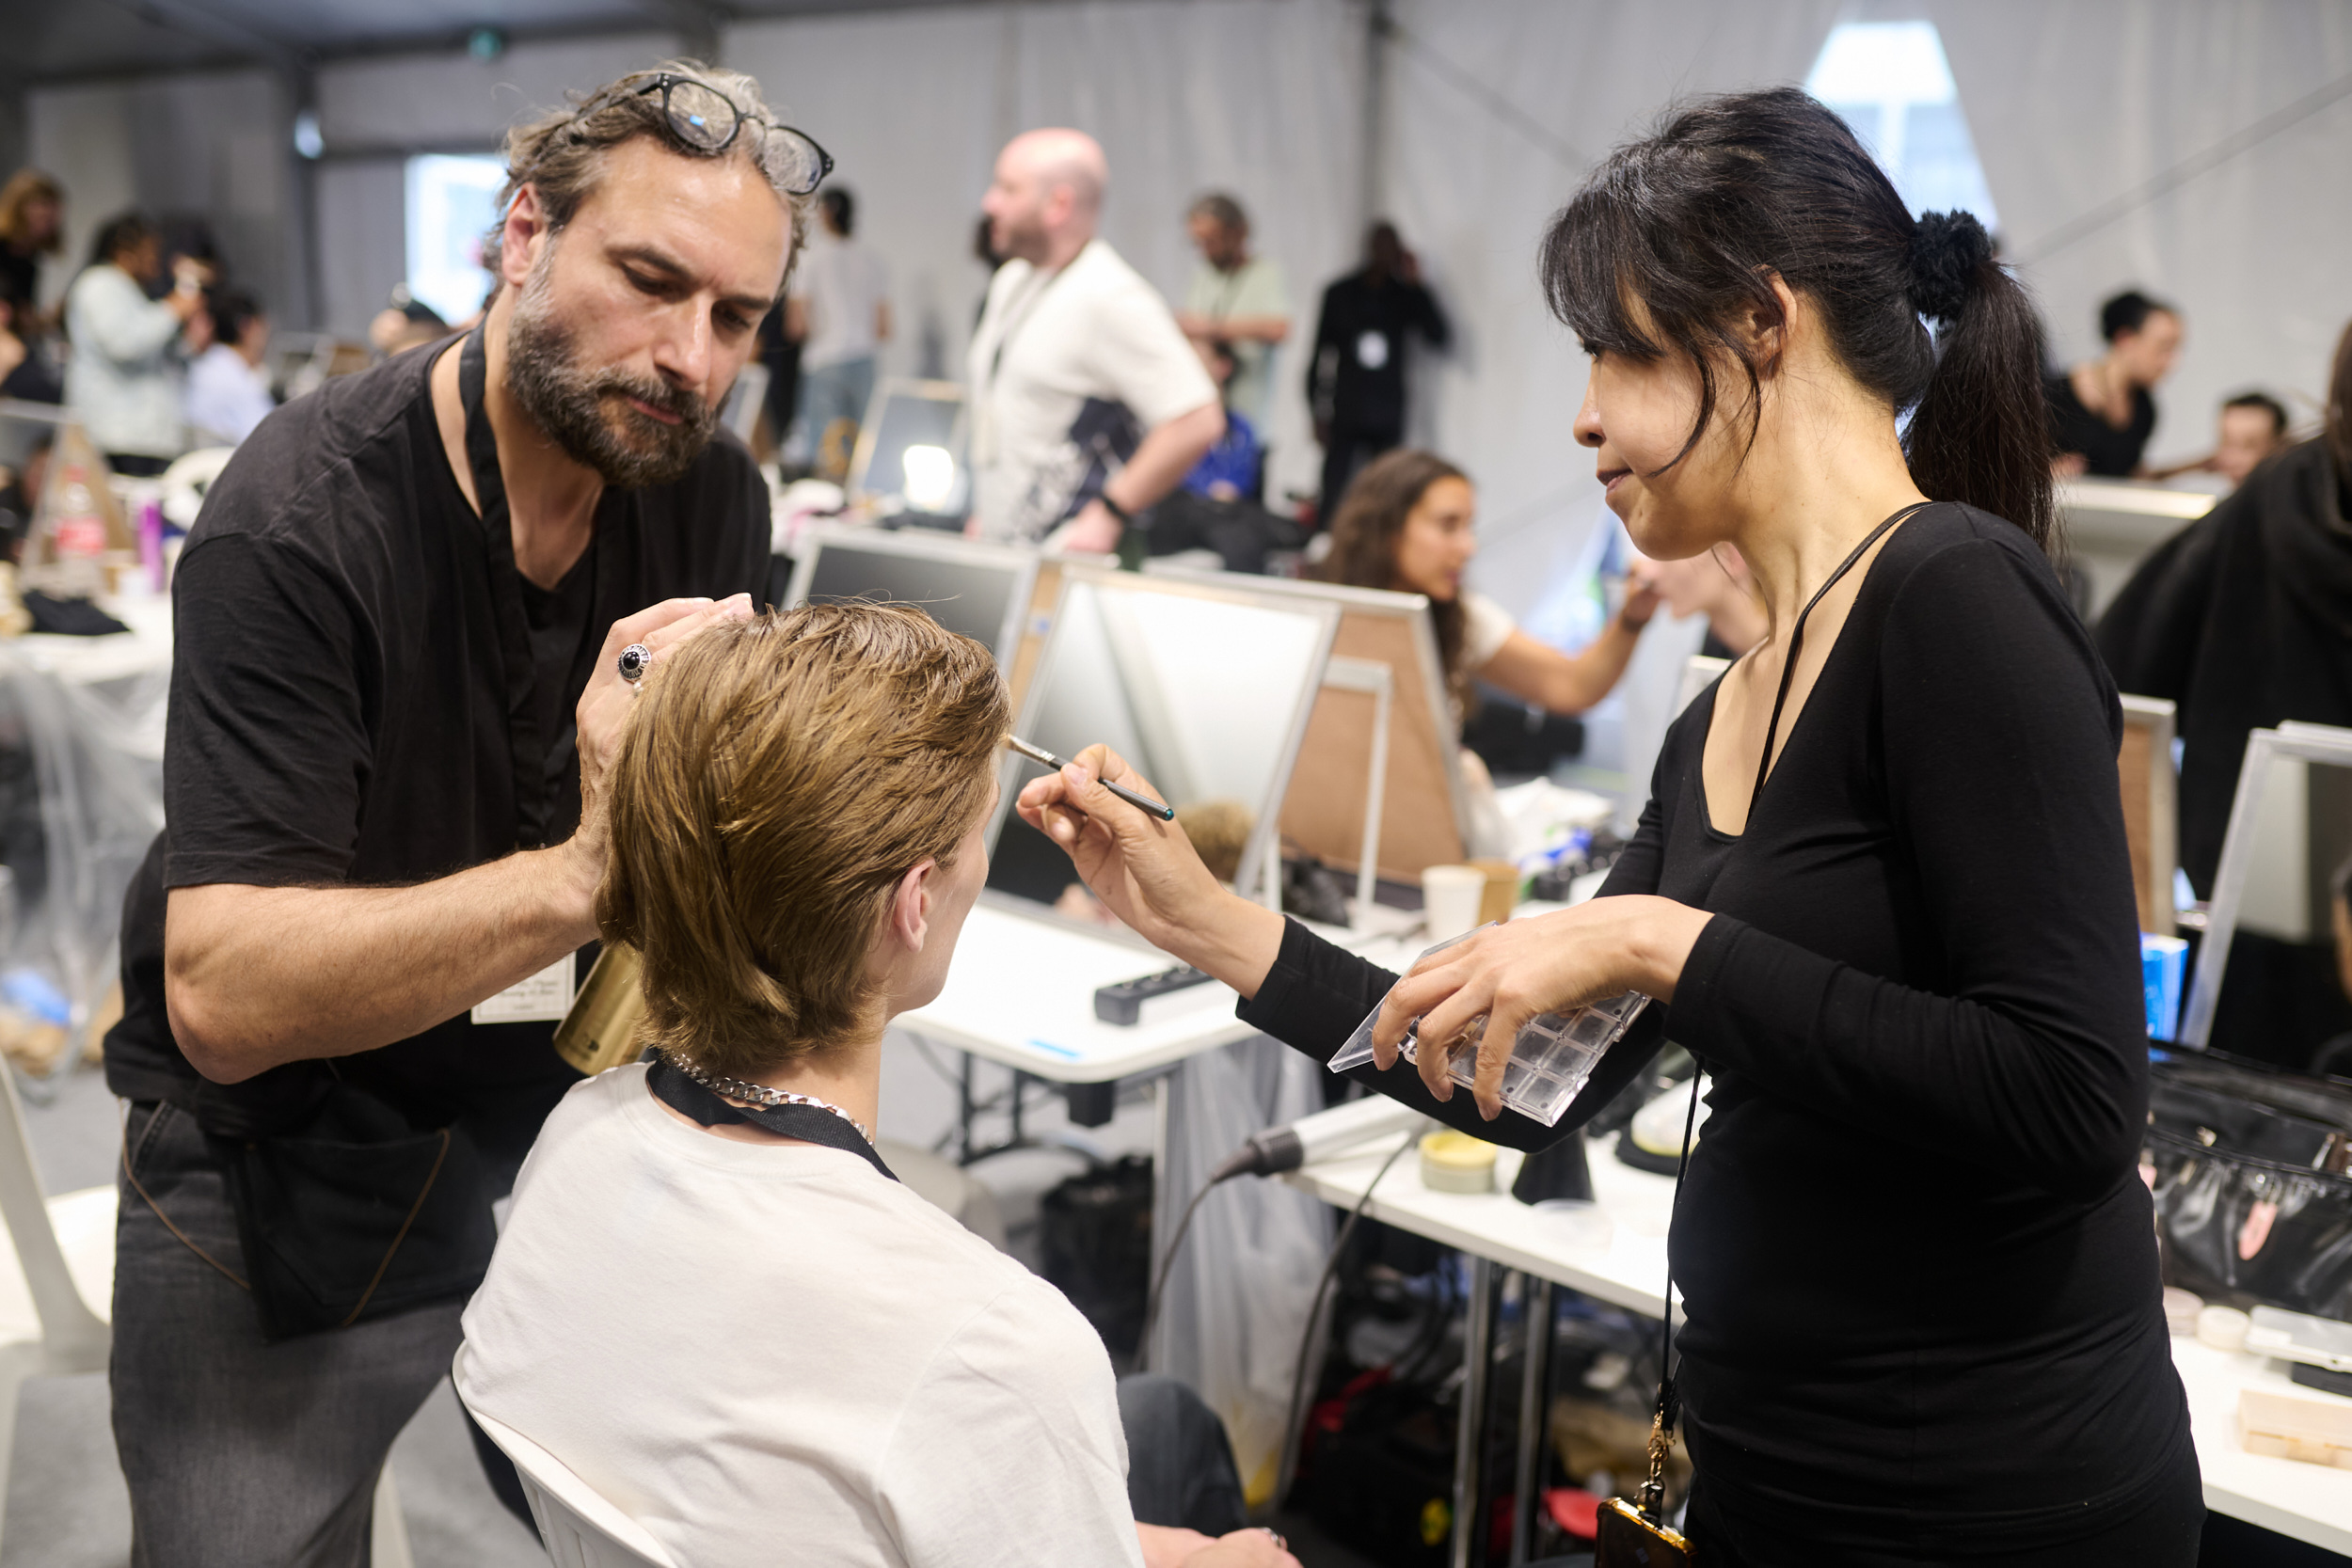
[313,31,687,152]
[1931,0,2352,468]
[723,0,1370,506]
[1377,0,1845,628]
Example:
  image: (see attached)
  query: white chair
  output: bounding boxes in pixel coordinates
[453,1345,679,1568]
[0,1067,412,1565]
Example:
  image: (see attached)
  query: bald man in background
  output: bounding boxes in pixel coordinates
[968,128,1221,549]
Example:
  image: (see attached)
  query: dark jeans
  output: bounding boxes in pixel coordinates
[113,1101,466,1568]
[1119,1372,1248,1536]
[1318,426,1399,524]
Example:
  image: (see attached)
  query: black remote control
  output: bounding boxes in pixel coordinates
[1093,964,1215,1026]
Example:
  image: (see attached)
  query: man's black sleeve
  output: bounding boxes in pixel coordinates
[164,534,373,889]
[1307,283,1343,416]
[1407,282,1450,352]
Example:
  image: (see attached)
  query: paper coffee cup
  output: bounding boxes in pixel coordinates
[1422,863,1486,942]
[1469,858,1521,926]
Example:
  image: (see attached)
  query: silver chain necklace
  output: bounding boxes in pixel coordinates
[670,1053,876,1147]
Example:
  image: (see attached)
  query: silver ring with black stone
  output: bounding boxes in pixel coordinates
[617,643,653,684]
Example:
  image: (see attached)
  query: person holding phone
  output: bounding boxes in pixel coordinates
[1018,87,2196,1565]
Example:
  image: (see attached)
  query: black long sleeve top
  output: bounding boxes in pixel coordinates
[1306,271,1449,436]
[1237,504,2191,1556]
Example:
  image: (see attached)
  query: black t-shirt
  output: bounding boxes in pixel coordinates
[1236,504,2191,1554]
[0,249,39,316]
[1307,271,1449,436]
[104,340,769,1158]
[0,350,60,404]
[2047,371,2156,477]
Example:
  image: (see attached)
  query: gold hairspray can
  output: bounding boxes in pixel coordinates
[552,944,647,1077]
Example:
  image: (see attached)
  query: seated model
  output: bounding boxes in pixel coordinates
[461,604,1291,1568]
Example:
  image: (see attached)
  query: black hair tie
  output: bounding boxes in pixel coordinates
[1908,210,1993,325]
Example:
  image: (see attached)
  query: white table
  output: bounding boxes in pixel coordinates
[899,898,1260,1087]
[2176,1337,2352,1555]
[1283,1120,2352,1560]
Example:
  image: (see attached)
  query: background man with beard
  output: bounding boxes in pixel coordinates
[968,129,1222,550]
[98,64,818,1565]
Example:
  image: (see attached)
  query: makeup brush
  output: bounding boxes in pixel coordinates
[1006,736,1176,821]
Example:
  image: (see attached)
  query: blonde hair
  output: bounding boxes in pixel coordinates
[596,605,1009,1077]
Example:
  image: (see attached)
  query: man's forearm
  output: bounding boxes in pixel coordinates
[1105,404,1225,514]
[1218,313,1290,344]
[166,840,600,1084]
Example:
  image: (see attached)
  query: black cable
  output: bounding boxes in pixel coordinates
[1137,1127,1318,1370]
[1273,1131,1421,1509]
[1136,1179,1219,1371]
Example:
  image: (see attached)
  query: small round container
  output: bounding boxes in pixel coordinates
[1421,1130,1499,1194]
[2198,1304,2251,1354]
[2162,1288,2203,1337]
[1531,1197,1614,1248]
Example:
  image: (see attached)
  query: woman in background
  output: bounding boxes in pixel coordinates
[64,212,208,475]
[2047,289,2182,478]
[1316,448,1658,724]
[0,171,63,321]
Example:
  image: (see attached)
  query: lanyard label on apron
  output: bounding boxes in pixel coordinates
[457,328,557,851]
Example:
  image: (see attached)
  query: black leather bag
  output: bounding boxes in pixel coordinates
[204,1079,498,1342]
[2147,1048,2352,1318]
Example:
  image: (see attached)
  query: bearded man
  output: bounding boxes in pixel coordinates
[101,65,820,1566]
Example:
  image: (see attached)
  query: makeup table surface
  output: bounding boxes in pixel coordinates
[896,898,1263,1085]
[1281,1115,2352,1558]
[898,896,1423,1085]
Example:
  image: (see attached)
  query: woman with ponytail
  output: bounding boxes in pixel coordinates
[1019,87,2196,1562]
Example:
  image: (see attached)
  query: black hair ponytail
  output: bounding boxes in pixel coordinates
[1903,210,2056,550]
[1540,87,2057,553]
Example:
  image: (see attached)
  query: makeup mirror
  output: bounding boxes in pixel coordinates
[985,568,1340,926]
[785,523,1036,667]
[1141,562,1472,883]
[2180,723,2352,1070]
[846,378,967,517]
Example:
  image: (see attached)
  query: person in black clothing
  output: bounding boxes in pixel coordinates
[1307,221,1448,520]
[2097,323,2352,1069]
[0,170,63,328]
[0,283,62,404]
[1021,88,2197,1565]
[2047,289,2182,478]
[2099,321,2352,903]
[100,63,818,1566]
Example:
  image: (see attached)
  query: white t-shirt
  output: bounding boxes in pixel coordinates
[461,1066,1143,1568]
[966,238,1216,542]
[792,233,891,370]
[1461,589,1517,671]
